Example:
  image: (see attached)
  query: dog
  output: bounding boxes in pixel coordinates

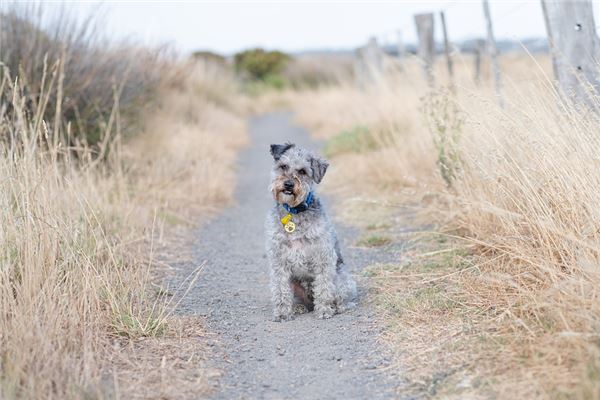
[265,143,357,321]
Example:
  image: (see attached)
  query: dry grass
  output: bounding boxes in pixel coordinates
[278,56,450,201]
[0,7,247,399]
[283,54,355,88]
[125,61,247,229]
[283,52,600,398]
[110,60,246,398]
[108,316,220,399]
[0,54,246,400]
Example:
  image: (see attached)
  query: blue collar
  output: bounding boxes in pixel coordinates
[282,192,314,214]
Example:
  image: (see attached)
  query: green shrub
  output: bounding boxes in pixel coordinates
[240,73,288,96]
[234,48,290,82]
[263,73,287,89]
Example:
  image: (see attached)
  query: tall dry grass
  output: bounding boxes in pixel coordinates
[284,52,600,398]
[0,61,246,400]
[125,61,247,228]
[283,54,355,88]
[437,74,600,399]
[289,61,437,195]
[0,6,247,399]
[0,63,158,398]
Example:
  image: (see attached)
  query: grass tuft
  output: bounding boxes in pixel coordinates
[324,125,377,157]
[356,234,393,247]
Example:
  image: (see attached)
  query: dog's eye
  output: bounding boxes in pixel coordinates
[279,164,288,171]
[298,169,307,175]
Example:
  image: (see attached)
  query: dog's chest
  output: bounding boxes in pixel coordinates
[283,236,313,271]
[269,207,329,275]
[280,225,320,276]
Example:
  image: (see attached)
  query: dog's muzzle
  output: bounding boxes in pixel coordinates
[283,180,294,195]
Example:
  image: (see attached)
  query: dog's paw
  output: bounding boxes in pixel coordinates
[273,313,294,322]
[336,301,357,313]
[292,304,309,315]
[316,308,335,319]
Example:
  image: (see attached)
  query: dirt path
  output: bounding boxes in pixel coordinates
[173,113,405,399]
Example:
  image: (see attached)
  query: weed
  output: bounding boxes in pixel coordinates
[422,90,464,187]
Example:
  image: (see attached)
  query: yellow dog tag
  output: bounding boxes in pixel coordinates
[281,213,296,233]
[284,221,296,233]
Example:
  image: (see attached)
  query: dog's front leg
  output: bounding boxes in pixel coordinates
[313,266,336,319]
[270,266,294,322]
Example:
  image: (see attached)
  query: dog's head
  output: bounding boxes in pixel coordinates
[268,142,329,207]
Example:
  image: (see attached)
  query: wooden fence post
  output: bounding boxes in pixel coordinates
[354,37,383,87]
[364,36,384,76]
[394,30,405,71]
[474,39,486,85]
[397,29,405,59]
[440,11,454,84]
[354,46,367,88]
[482,0,503,106]
[414,13,435,85]
[541,0,600,106]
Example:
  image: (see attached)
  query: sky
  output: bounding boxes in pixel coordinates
[28,1,600,55]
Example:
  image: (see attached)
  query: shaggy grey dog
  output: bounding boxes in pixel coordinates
[265,143,357,321]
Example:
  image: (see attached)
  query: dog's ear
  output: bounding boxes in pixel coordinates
[310,156,329,184]
[270,143,294,161]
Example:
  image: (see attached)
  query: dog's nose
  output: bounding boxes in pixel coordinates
[283,180,294,191]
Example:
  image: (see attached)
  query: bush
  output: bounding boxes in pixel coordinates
[0,5,173,149]
[234,48,290,82]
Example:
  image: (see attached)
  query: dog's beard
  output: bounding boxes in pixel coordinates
[271,179,307,207]
[277,191,295,204]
